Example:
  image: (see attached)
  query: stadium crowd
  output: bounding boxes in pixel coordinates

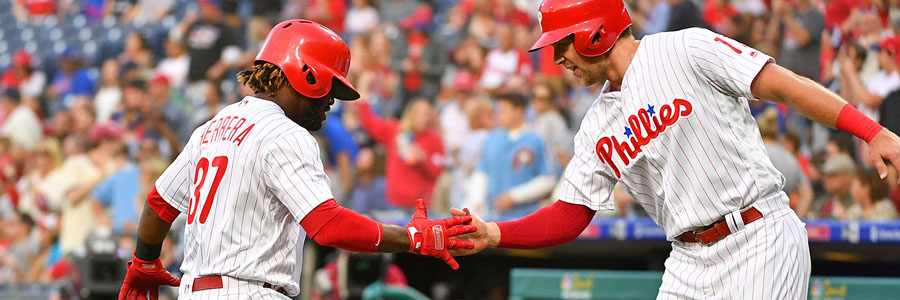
[1,0,900,296]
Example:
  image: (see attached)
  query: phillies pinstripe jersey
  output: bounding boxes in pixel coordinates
[155,96,334,296]
[559,28,788,240]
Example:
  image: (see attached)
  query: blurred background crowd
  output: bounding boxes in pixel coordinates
[1,0,900,298]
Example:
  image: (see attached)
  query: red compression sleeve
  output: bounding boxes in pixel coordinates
[300,199,384,253]
[497,200,595,249]
[836,104,883,143]
[147,187,181,223]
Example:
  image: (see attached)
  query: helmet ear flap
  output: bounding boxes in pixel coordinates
[292,60,329,97]
[590,25,606,45]
[573,28,601,57]
[301,64,317,85]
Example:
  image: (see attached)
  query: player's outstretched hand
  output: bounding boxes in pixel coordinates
[406,199,477,270]
[119,251,181,300]
[868,128,900,185]
[448,207,499,257]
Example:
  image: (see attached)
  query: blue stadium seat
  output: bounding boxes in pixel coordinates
[102,16,118,29]
[53,41,68,55]
[20,27,35,42]
[71,15,87,29]
[49,27,63,41]
[41,15,58,28]
[107,28,123,43]
[79,27,93,42]
[83,40,98,60]
[0,9,12,21]
[0,54,10,70]
[23,40,37,54]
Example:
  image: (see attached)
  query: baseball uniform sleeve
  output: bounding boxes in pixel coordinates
[558,123,616,211]
[154,138,194,213]
[686,28,774,100]
[263,130,335,221]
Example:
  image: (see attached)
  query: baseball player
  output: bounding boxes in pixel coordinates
[450,0,900,299]
[118,20,476,300]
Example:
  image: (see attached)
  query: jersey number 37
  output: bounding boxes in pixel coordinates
[188,156,229,225]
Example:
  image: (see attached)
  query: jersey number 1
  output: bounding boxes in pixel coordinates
[188,156,229,225]
[714,37,742,54]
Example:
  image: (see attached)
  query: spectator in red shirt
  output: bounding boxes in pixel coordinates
[0,51,46,104]
[355,99,444,209]
[825,0,861,29]
[304,0,347,34]
[12,0,55,21]
[703,0,739,33]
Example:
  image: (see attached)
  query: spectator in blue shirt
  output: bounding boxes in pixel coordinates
[320,109,360,200]
[47,49,97,115]
[349,147,389,214]
[466,93,557,218]
[91,158,168,233]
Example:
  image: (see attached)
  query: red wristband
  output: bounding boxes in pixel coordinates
[836,104,883,143]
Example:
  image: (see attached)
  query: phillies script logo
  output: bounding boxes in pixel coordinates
[596,99,693,178]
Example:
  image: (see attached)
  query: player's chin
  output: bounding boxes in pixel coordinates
[578,74,602,86]
[301,120,324,132]
[297,112,326,131]
[576,76,593,86]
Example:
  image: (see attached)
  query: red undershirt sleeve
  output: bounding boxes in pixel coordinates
[497,200,595,249]
[147,187,181,223]
[300,199,384,253]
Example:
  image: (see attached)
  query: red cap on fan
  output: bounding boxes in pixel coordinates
[878,35,900,65]
[150,73,170,86]
[13,51,31,68]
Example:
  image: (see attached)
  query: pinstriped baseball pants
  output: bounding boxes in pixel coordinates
[657,209,811,300]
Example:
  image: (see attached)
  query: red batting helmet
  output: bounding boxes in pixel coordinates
[255,19,360,100]
[529,0,632,57]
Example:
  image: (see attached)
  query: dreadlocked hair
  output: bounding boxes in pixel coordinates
[236,62,290,96]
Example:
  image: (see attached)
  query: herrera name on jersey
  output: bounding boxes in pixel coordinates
[199,115,256,146]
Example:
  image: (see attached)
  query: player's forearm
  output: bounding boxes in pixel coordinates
[756,63,883,142]
[377,224,412,253]
[138,201,172,244]
[135,201,173,260]
[755,63,845,128]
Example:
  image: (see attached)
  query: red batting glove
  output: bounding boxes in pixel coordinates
[406,199,477,269]
[119,251,181,300]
